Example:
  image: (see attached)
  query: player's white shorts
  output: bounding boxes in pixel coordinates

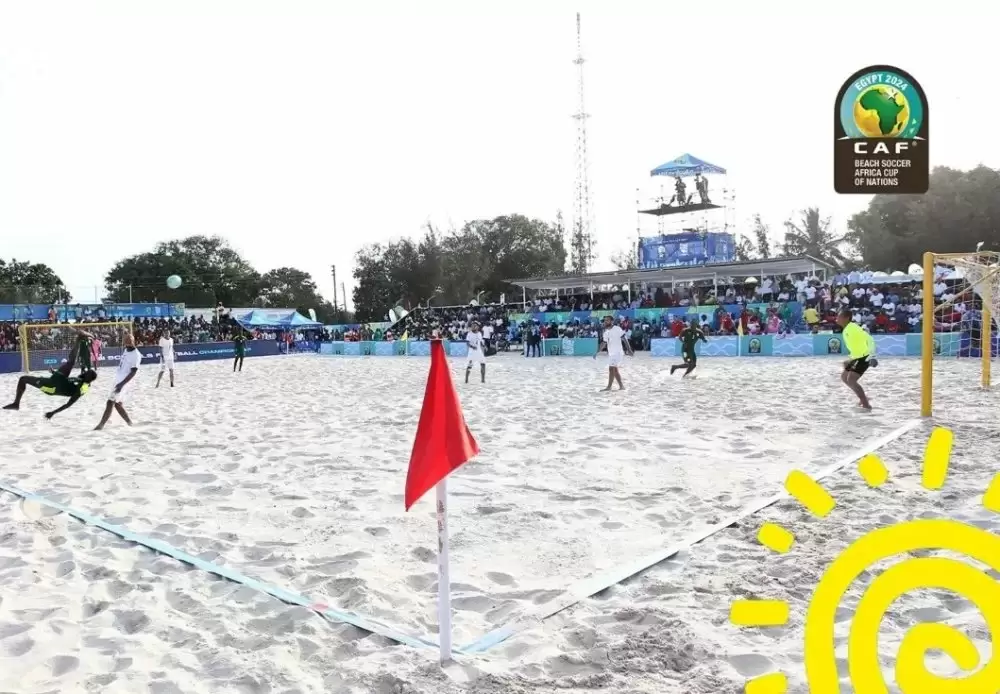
[466,349,485,367]
[607,353,624,368]
[160,358,175,372]
[107,382,135,404]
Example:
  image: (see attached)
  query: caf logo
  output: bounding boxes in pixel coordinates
[748,338,762,354]
[828,337,843,354]
[833,65,928,195]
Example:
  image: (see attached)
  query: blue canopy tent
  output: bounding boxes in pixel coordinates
[236,309,322,330]
[650,153,727,178]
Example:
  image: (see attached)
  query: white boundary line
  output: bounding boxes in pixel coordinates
[461,418,923,653]
[0,480,440,651]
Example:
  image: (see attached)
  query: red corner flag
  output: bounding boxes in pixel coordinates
[404,340,479,510]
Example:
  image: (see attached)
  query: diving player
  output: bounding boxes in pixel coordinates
[3,335,97,419]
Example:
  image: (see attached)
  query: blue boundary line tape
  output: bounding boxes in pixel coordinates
[0,479,440,652]
[460,418,923,654]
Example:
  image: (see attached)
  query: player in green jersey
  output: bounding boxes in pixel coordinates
[3,338,98,419]
[836,309,877,410]
[670,321,708,378]
[233,331,247,372]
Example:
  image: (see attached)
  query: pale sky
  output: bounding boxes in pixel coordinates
[1,0,997,308]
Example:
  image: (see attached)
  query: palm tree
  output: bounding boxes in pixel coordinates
[782,207,849,268]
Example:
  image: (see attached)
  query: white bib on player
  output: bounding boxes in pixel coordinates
[159,337,175,365]
[605,325,625,367]
[466,331,484,366]
[110,347,142,402]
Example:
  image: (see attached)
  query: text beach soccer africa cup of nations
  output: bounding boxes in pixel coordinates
[833,64,929,195]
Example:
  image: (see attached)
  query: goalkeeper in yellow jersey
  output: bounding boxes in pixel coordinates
[3,337,98,418]
[835,309,877,411]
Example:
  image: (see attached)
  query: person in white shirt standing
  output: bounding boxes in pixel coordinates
[465,321,486,384]
[156,329,176,389]
[594,315,632,391]
[95,333,141,430]
[481,322,494,353]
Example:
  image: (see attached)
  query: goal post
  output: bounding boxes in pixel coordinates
[18,321,133,373]
[921,250,1000,417]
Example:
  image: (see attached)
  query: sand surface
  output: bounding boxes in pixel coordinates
[0,353,995,693]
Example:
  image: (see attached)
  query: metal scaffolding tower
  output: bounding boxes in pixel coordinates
[570,12,594,274]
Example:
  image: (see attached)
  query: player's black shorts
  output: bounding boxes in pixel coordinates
[844,356,871,376]
[26,373,74,396]
[682,347,697,364]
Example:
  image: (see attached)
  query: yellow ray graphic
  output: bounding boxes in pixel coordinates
[729,599,789,626]
[758,522,795,554]
[921,427,953,490]
[784,470,835,517]
[984,473,1000,513]
[745,672,787,694]
[857,454,888,487]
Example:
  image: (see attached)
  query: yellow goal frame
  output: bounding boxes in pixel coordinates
[921,251,998,417]
[17,321,133,373]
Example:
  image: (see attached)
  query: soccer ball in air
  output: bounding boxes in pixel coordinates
[167,275,183,289]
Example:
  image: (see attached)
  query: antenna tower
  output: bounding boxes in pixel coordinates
[570,12,594,274]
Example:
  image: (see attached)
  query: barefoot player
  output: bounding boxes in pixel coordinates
[233,331,247,372]
[671,319,708,378]
[94,333,141,430]
[76,328,97,375]
[594,315,632,391]
[3,336,97,419]
[156,329,175,388]
[836,309,876,410]
[465,321,486,384]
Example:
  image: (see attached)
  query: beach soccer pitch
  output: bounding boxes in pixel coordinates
[0,352,973,654]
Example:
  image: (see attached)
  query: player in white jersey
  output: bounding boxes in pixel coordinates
[465,321,486,384]
[156,330,176,388]
[594,315,632,391]
[94,332,141,430]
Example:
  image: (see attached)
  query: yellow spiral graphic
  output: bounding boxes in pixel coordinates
[804,518,1000,693]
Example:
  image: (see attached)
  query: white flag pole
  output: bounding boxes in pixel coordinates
[435,479,453,663]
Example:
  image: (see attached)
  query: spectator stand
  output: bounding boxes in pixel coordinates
[507,256,831,351]
[380,304,512,345]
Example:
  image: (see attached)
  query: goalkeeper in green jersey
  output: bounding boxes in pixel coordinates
[836,309,877,411]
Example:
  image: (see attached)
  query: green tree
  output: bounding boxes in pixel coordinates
[351,214,566,321]
[734,236,757,262]
[567,209,593,274]
[782,207,849,268]
[847,165,1000,270]
[0,258,70,303]
[105,235,261,307]
[610,245,638,271]
[258,267,326,313]
[751,214,772,259]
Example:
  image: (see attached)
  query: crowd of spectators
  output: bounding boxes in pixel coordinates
[0,312,255,353]
[364,270,978,352]
[0,268,982,356]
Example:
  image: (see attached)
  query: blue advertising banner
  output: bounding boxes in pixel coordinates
[650,333,976,358]
[0,302,184,322]
[637,232,735,269]
[771,334,815,357]
[322,341,470,358]
[0,340,280,374]
[538,338,598,356]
